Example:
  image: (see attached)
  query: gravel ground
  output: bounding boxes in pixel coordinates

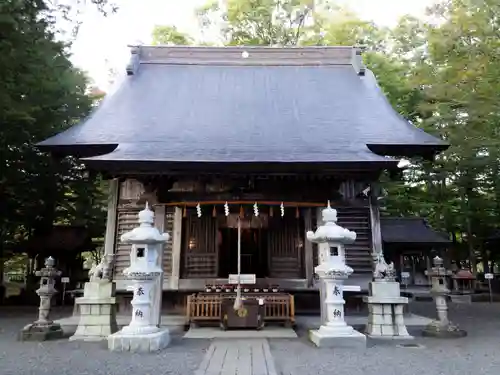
[270,301,500,375]
[1,302,499,375]
[0,309,209,375]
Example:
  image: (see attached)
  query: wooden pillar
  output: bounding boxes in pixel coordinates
[102,178,119,280]
[153,204,166,326]
[369,195,383,273]
[304,208,314,287]
[170,207,183,290]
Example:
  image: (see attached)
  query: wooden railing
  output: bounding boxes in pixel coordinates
[186,292,295,327]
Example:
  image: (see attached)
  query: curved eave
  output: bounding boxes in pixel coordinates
[36,143,119,159]
[368,143,449,160]
[80,159,400,174]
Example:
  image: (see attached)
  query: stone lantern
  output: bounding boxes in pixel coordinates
[108,203,171,352]
[19,257,64,341]
[306,202,366,348]
[422,256,466,338]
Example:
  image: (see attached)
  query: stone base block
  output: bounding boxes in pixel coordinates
[309,329,366,348]
[19,323,64,342]
[369,281,402,298]
[422,321,467,338]
[70,298,118,341]
[366,326,414,340]
[365,323,412,339]
[108,329,170,352]
[70,322,118,341]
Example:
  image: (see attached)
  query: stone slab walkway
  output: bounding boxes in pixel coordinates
[195,339,277,375]
[184,327,297,339]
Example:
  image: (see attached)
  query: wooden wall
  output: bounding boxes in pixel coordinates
[267,216,303,278]
[113,179,175,281]
[111,177,375,288]
[181,215,218,278]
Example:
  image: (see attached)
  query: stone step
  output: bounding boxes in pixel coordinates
[194,339,278,375]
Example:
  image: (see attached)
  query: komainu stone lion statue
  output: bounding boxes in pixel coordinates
[88,260,105,281]
[373,253,396,281]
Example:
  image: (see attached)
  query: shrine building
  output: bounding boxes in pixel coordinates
[38,46,447,309]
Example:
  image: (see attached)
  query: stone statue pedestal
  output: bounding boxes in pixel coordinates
[363,281,412,339]
[70,281,118,341]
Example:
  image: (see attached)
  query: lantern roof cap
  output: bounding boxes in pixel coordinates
[121,203,169,244]
[306,202,357,244]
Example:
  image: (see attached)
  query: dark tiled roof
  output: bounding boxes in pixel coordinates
[38,46,447,165]
[381,217,451,245]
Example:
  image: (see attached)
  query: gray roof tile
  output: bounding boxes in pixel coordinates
[38,46,447,164]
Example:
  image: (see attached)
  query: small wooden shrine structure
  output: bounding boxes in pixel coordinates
[38,46,447,317]
[380,217,451,285]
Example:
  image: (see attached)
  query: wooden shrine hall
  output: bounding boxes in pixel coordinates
[38,46,447,323]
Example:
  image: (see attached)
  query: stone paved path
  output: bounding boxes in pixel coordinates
[195,339,277,375]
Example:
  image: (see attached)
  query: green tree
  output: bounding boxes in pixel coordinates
[0,0,106,269]
[152,25,194,45]
[197,0,315,45]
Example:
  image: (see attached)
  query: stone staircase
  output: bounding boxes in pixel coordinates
[337,207,373,275]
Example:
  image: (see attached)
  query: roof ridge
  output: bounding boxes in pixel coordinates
[125,45,365,74]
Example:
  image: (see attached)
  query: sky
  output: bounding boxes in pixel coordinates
[69,0,438,89]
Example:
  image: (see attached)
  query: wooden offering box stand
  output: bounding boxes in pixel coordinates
[186,284,295,328]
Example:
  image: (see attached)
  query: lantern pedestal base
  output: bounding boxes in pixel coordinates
[108,329,170,352]
[309,326,366,348]
[18,323,64,342]
[422,321,467,338]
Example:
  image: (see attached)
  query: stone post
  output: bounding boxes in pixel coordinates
[422,256,467,338]
[19,257,64,341]
[108,203,171,352]
[307,202,366,348]
[102,178,119,281]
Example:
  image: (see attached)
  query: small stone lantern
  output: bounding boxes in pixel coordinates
[19,257,64,341]
[422,256,466,338]
[108,203,171,352]
[306,202,366,348]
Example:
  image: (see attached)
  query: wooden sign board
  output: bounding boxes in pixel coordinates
[61,277,70,283]
[228,274,256,285]
[485,273,494,280]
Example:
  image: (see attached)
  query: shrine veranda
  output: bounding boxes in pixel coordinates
[36,46,448,328]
